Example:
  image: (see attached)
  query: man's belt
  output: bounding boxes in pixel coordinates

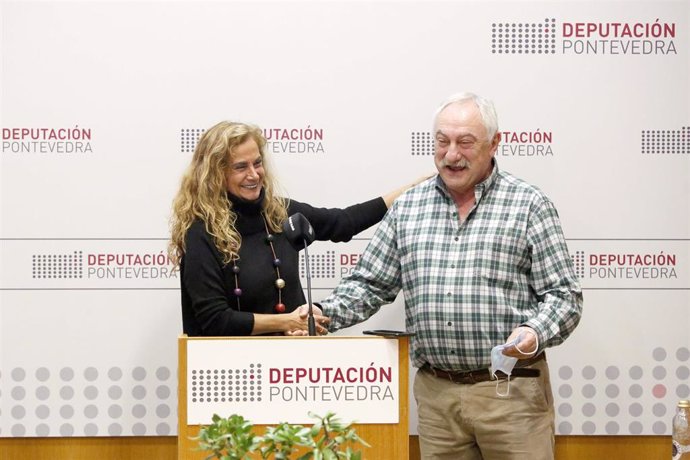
[420,352,545,384]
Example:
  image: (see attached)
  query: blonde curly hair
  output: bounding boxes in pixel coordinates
[168,121,287,267]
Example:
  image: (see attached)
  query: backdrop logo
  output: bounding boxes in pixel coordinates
[571,250,586,279]
[298,250,371,281]
[492,18,557,54]
[570,250,679,281]
[491,18,678,55]
[86,252,177,280]
[295,243,372,290]
[180,127,326,154]
[411,129,555,157]
[498,130,554,157]
[641,127,690,155]
[562,20,677,55]
[411,131,434,156]
[299,251,336,279]
[264,127,325,154]
[2,126,93,154]
[30,251,177,281]
[190,364,262,404]
[32,251,84,279]
[181,128,205,153]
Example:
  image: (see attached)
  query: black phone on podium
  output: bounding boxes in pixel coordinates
[363,329,415,337]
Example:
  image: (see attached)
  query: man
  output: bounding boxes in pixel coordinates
[319,92,583,459]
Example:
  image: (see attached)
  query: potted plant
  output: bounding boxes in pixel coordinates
[195,411,369,460]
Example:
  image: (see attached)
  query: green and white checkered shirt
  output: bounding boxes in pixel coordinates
[321,162,583,371]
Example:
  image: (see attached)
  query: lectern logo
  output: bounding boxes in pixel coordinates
[190,364,263,404]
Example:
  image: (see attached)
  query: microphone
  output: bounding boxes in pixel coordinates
[282,212,315,248]
[282,213,317,336]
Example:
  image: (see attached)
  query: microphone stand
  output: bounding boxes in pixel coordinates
[303,238,316,336]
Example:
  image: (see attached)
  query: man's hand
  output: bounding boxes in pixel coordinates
[284,304,330,336]
[503,326,539,359]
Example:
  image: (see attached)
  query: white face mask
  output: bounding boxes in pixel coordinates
[490,335,521,397]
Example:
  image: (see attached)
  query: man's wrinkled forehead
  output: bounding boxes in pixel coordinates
[435,102,486,138]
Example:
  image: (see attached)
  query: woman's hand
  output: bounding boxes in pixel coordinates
[382,173,435,207]
[284,304,330,336]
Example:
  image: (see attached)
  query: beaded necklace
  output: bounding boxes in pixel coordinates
[230,213,286,313]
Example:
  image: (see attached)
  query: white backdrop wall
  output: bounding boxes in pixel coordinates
[1,0,689,438]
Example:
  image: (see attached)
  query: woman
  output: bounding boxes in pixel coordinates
[169,121,415,336]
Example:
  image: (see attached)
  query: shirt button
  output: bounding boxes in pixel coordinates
[447,321,452,326]
[447,292,452,296]
[454,237,459,241]
[451,264,455,269]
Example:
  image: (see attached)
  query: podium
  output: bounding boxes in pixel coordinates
[178,334,410,459]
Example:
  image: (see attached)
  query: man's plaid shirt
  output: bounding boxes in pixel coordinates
[321,163,583,371]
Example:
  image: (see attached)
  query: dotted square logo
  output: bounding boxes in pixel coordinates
[571,250,585,279]
[180,128,205,153]
[300,251,336,279]
[411,131,434,156]
[641,127,689,155]
[32,251,84,279]
[492,18,557,54]
[190,364,262,404]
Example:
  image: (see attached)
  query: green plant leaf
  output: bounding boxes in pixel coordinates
[196,412,367,460]
[296,452,314,460]
[322,447,337,460]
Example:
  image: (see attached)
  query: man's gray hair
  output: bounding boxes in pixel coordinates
[433,92,499,141]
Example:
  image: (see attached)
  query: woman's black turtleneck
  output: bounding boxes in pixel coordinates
[180,192,387,336]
